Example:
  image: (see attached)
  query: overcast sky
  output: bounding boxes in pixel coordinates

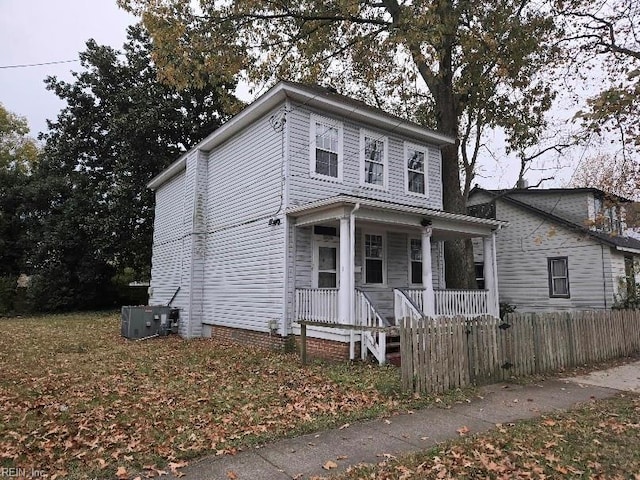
[0,0,136,136]
[0,1,587,189]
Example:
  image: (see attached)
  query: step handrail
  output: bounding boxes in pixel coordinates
[395,288,425,320]
[355,288,387,364]
[355,288,391,327]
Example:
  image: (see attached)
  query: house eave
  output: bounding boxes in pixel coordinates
[287,195,507,235]
[615,246,640,255]
[148,81,455,190]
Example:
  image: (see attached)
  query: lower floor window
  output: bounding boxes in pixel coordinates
[365,234,384,284]
[317,245,338,288]
[410,238,422,284]
[475,262,485,289]
[548,257,570,298]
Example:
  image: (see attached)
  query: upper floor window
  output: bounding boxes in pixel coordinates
[548,257,570,298]
[405,143,428,196]
[360,130,388,189]
[310,114,343,181]
[594,196,623,234]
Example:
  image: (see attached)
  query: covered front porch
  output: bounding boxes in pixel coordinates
[288,196,507,363]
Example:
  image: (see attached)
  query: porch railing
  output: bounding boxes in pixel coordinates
[405,288,494,318]
[394,288,424,325]
[295,288,338,323]
[355,288,388,364]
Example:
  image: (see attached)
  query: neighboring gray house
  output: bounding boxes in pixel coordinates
[147,81,505,362]
[468,187,640,313]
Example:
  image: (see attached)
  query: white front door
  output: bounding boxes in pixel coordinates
[313,240,340,288]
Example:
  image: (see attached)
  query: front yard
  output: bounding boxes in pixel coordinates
[0,312,426,479]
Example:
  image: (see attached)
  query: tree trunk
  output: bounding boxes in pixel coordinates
[435,73,477,289]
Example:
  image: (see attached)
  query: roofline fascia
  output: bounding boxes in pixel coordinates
[148,82,455,190]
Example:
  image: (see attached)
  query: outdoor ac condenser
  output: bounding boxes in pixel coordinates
[121,306,178,339]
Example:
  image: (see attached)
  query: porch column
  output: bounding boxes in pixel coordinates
[421,225,436,316]
[483,233,499,317]
[339,216,351,324]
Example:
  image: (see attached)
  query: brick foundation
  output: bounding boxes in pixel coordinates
[294,335,361,362]
[203,324,359,362]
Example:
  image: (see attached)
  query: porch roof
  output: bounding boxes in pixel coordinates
[287,195,508,238]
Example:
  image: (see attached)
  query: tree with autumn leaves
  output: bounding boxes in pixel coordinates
[119,0,566,288]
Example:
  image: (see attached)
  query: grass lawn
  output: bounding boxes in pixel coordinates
[0,312,461,479]
[323,394,640,479]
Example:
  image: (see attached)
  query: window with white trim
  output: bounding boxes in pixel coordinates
[405,143,428,196]
[360,130,387,189]
[475,263,485,289]
[548,257,570,298]
[310,114,342,181]
[364,233,385,284]
[409,238,422,284]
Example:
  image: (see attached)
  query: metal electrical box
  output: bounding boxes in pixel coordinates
[121,306,179,339]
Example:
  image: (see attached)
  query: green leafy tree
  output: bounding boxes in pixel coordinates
[0,105,38,313]
[119,0,564,287]
[0,104,38,277]
[29,24,238,311]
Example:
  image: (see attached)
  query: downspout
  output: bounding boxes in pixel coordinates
[492,225,502,317]
[349,202,361,360]
[601,244,607,309]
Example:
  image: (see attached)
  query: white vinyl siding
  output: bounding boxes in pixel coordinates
[149,150,206,338]
[149,170,187,307]
[475,198,621,312]
[202,111,286,333]
[508,191,590,226]
[360,129,388,189]
[287,104,443,210]
[309,113,343,182]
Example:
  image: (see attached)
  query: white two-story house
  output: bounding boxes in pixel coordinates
[147,81,505,362]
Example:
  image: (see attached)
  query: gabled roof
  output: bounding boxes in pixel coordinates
[148,81,454,190]
[469,187,640,254]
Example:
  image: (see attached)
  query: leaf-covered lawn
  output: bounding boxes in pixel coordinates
[326,394,640,479]
[0,312,411,479]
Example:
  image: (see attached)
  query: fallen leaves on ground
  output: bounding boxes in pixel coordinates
[323,460,338,470]
[319,394,640,479]
[0,313,401,479]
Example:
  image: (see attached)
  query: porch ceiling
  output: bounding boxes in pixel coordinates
[287,195,507,238]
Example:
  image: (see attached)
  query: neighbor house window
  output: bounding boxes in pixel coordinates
[360,130,387,189]
[310,114,342,181]
[409,238,422,284]
[594,195,623,234]
[405,143,427,196]
[364,233,385,284]
[548,257,570,298]
[475,263,485,289]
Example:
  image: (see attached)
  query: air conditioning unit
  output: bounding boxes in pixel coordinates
[121,306,179,339]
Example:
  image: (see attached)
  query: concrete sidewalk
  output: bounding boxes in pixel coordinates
[177,361,640,479]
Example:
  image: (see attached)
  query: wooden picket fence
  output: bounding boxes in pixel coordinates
[399,310,640,395]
